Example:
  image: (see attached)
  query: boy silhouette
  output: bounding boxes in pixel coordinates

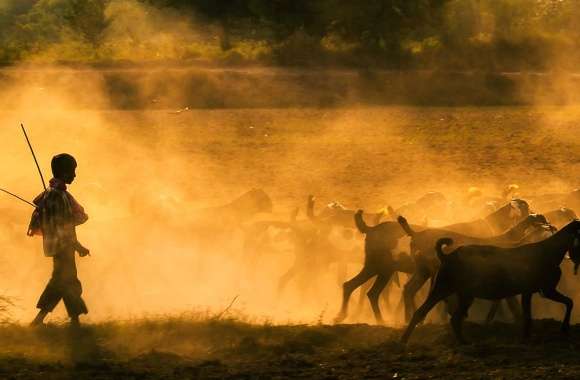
[30,153,90,327]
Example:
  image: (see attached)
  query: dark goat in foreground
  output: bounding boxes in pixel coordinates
[484,221,557,323]
[401,220,580,344]
[398,213,550,322]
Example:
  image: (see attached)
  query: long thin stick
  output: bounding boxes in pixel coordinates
[0,188,35,208]
[214,295,239,320]
[20,123,46,191]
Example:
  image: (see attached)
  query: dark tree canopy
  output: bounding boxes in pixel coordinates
[0,0,579,70]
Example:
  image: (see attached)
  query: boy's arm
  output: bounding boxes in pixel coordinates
[74,240,90,257]
[47,191,90,256]
[70,222,89,256]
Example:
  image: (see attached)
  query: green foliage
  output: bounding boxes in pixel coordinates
[0,0,579,69]
[0,0,107,63]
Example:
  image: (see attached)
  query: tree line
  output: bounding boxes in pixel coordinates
[0,0,579,70]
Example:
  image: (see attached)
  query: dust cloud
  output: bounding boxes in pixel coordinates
[0,1,578,328]
[0,67,365,324]
[0,64,578,328]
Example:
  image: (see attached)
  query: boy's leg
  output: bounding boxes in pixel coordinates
[69,315,80,328]
[62,278,88,325]
[31,279,63,326]
[30,310,49,326]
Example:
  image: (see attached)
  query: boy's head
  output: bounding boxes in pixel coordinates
[51,153,77,184]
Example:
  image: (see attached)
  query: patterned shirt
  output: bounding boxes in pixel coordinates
[30,179,88,257]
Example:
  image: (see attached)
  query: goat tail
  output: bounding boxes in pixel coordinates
[354,210,369,233]
[436,238,454,262]
[397,215,415,237]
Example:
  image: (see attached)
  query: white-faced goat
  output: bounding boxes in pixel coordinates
[401,220,580,344]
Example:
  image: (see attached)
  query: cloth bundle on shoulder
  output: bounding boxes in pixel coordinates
[27,178,88,256]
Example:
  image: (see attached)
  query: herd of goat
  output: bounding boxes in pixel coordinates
[236,186,580,344]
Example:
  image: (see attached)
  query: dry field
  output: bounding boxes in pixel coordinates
[104,105,580,207]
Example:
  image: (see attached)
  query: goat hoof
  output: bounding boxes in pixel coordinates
[400,332,412,345]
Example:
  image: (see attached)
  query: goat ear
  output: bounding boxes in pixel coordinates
[509,201,522,218]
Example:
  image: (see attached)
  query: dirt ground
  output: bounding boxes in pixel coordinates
[1,317,580,380]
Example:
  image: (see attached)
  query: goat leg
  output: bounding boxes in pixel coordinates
[403,271,430,323]
[367,273,391,324]
[506,296,522,323]
[521,293,533,340]
[450,295,474,345]
[485,301,501,324]
[542,288,574,334]
[335,268,374,323]
[354,280,371,318]
[401,290,452,344]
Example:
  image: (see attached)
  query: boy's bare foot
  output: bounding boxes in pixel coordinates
[70,316,81,328]
[30,310,48,327]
